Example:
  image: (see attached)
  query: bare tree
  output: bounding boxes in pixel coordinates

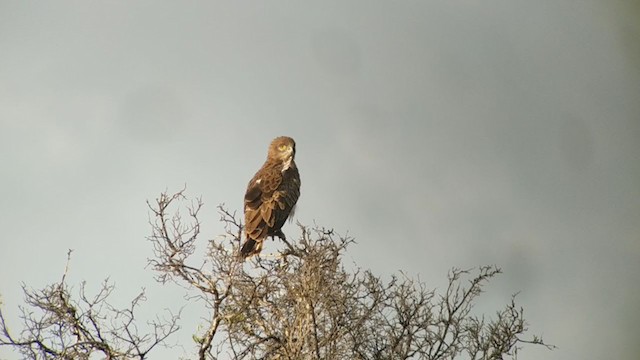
[0,250,179,359]
[1,189,552,359]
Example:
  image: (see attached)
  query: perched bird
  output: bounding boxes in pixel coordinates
[240,136,301,258]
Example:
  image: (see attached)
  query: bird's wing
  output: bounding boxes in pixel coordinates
[269,165,301,230]
[244,163,283,239]
[280,166,301,219]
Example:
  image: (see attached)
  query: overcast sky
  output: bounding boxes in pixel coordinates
[1,1,639,359]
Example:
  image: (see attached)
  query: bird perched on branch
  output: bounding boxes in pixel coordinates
[240,136,301,258]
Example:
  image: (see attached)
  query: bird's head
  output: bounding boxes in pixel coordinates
[268,136,296,162]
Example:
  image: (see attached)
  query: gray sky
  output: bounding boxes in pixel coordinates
[1,1,639,359]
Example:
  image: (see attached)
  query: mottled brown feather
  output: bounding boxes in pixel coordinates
[240,136,301,258]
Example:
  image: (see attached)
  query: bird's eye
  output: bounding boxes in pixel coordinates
[278,144,288,151]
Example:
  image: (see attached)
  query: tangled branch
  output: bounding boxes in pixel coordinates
[1,188,553,360]
[0,250,179,359]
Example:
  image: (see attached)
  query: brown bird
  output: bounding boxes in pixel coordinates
[240,136,301,258]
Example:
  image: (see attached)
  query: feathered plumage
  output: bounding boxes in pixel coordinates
[240,136,301,258]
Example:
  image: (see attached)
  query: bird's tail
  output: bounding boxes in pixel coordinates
[240,239,259,258]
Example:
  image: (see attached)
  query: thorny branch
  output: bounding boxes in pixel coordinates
[1,188,553,360]
[0,251,179,359]
[146,188,246,360]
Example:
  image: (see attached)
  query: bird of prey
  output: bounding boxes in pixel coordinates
[240,136,301,258]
